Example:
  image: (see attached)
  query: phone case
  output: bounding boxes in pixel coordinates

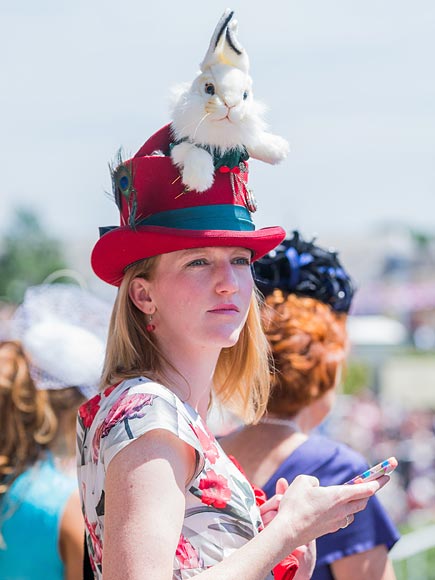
[345,457,398,485]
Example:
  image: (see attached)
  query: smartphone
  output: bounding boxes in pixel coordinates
[344,457,398,485]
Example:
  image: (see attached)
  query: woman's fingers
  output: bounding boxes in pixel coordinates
[371,474,390,491]
[339,513,355,530]
[290,474,320,490]
[346,497,370,515]
[275,477,289,495]
[333,476,392,530]
[275,472,392,543]
[260,480,289,525]
[261,509,278,526]
[340,474,390,502]
[260,478,290,527]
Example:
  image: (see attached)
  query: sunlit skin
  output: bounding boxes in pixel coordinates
[128,246,253,415]
[151,246,253,348]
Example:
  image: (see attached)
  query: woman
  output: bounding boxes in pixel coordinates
[77,125,391,580]
[0,283,111,579]
[221,232,400,580]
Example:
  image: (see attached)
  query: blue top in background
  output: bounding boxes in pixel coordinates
[0,454,77,580]
[262,435,400,580]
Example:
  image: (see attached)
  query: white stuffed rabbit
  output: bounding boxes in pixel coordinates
[170,9,289,193]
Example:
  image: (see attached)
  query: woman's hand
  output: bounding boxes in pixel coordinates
[292,541,316,580]
[275,473,390,547]
[260,477,289,526]
[261,478,316,579]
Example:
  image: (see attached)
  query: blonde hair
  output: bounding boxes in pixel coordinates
[102,258,271,423]
[0,341,57,496]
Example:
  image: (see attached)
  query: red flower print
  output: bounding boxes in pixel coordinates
[103,383,120,398]
[84,514,103,567]
[273,555,299,580]
[175,534,202,569]
[100,390,154,438]
[252,484,267,507]
[198,469,231,508]
[190,423,219,464]
[79,394,101,428]
[91,390,154,462]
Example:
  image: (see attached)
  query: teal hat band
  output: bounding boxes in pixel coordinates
[138,204,254,231]
[100,204,255,238]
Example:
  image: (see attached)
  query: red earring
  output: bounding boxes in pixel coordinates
[146,314,155,332]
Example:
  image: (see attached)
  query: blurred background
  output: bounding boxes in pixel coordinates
[1,1,434,577]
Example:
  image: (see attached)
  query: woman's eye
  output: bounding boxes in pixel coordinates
[205,83,215,95]
[233,257,251,265]
[187,259,208,267]
[243,90,249,100]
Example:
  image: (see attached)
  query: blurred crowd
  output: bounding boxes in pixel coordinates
[325,389,435,528]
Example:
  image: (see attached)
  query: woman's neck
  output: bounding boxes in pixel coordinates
[259,415,302,432]
[260,410,317,435]
[154,342,220,418]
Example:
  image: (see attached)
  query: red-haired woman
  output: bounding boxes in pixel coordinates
[222,232,400,580]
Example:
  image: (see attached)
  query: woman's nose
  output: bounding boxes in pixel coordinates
[215,263,239,294]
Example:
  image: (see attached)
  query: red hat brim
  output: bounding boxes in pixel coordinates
[91,224,286,286]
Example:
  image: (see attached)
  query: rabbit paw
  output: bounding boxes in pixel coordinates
[248,134,290,165]
[172,143,215,192]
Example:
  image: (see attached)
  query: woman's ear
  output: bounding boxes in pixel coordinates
[128,278,155,314]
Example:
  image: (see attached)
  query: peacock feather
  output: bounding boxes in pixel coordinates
[109,150,138,228]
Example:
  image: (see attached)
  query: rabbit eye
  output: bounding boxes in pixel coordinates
[243,90,249,100]
[205,83,215,95]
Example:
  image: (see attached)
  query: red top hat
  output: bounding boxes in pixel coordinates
[91,125,286,286]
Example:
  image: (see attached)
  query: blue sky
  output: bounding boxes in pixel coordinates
[1,0,434,248]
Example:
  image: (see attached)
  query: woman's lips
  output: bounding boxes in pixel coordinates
[207,304,239,314]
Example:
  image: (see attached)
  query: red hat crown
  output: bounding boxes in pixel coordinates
[91,125,285,286]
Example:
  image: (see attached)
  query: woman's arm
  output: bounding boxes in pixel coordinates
[331,545,396,580]
[103,428,389,580]
[103,428,196,580]
[59,489,85,580]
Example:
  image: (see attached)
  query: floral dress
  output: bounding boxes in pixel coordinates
[77,377,273,580]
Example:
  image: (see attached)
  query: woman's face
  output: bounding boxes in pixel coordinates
[145,246,254,352]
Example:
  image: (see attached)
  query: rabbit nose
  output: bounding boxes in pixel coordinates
[223,94,239,108]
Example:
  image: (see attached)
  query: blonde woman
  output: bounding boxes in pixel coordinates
[77,126,391,580]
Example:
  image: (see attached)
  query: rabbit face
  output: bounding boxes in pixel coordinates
[171,66,255,150]
[200,66,253,119]
[168,9,288,192]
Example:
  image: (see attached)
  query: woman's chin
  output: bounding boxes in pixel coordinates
[215,330,242,349]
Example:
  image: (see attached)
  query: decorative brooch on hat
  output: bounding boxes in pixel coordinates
[169,9,289,197]
[254,231,355,313]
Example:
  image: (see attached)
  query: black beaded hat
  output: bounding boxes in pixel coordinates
[253,231,355,313]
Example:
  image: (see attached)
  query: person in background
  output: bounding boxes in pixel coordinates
[0,283,111,580]
[221,231,400,580]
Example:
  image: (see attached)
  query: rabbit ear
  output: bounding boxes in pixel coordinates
[200,9,249,74]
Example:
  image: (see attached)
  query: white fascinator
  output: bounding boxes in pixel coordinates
[11,284,113,399]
